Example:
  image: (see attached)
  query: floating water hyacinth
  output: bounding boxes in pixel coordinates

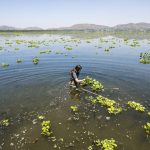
[81,76,103,91]
[38,115,45,120]
[70,105,78,112]
[100,139,117,150]
[16,59,22,63]
[39,50,51,54]
[81,76,93,86]
[91,80,103,91]
[139,52,150,64]
[94,138,117,150]
[32,57,39,64]
[88,145,93,150]
[0,119,9,127]
[91,99,97,105]
[97,96,116,107]
[144,122,150,135]
[15,48,20,50]
[0,46,3,50]
[41,121,52,136]
[107,106,122,115]
[90,95,122,115]
[0,63,9,68]
[127,101,145,112]
[5,41,13,45]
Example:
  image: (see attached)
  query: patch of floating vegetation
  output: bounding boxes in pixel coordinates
[140,52,150,64]
[0,63,9,68]
[104,46,115,52]
[5,41,13,45]
[32,57,39,64]
[0,119,9,127]
[81,76,103,91]
[39,50,51,54]
[41,121,52,136]
[64,45,73,51]
[16,40,24,44]
[15,48,20,50]
[127,101,145,112]
[88,138,117,150]
[16,59,22,63]
[38,115,45,120]
[96,95,122,115]
[86,40,91,43]
[130,39,140,47]
[144,122,150,135]
[0,46,3,50]
[70,105,78,112]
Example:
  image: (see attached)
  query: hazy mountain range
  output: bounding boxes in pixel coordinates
[0,23,150,31]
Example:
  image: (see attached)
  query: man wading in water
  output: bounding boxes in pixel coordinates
[70,65,84,87]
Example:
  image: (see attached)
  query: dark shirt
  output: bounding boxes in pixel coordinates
[70,70,80,87]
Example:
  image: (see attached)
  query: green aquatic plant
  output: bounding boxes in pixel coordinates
[107,106,122,115]
[16,40,23,44]
[91,80,103,91]
[88,145,93,150]
[81,76,103,91]
[70,105,78,112]
[91,99,97,105]
[38,115,45,120]
[0,46,3,50]
[66,47,73,51]
[32,57,39,64]
[105,48,110,52]
[39,50,51,54]
[101,138,117,150]
[86,41,91,43]
[15,48,20,50]
[0,63,9,68]
[127,101,145,112]
[81,76,93,86]
[140,52,150,64]
[144,122,150,135]
[95,95,122,115]
[97,96,116,107]
[0,119,9,126]
[5,41,13,45]
[41,121,52,136]
[124,38,128,42]
[94,138,117,150]
[16,59,22,63]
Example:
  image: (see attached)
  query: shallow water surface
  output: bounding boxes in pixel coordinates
[0,33,150,150]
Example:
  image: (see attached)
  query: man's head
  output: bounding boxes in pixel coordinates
[75,65,82,72]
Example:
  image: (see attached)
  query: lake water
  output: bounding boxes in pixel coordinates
[0,33,150,150]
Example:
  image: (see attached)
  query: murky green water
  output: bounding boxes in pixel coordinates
[0,33,150,150]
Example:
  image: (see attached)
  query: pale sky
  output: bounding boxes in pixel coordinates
[0,0,150,28]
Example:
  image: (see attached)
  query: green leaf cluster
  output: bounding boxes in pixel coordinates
[127,101,145,112]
